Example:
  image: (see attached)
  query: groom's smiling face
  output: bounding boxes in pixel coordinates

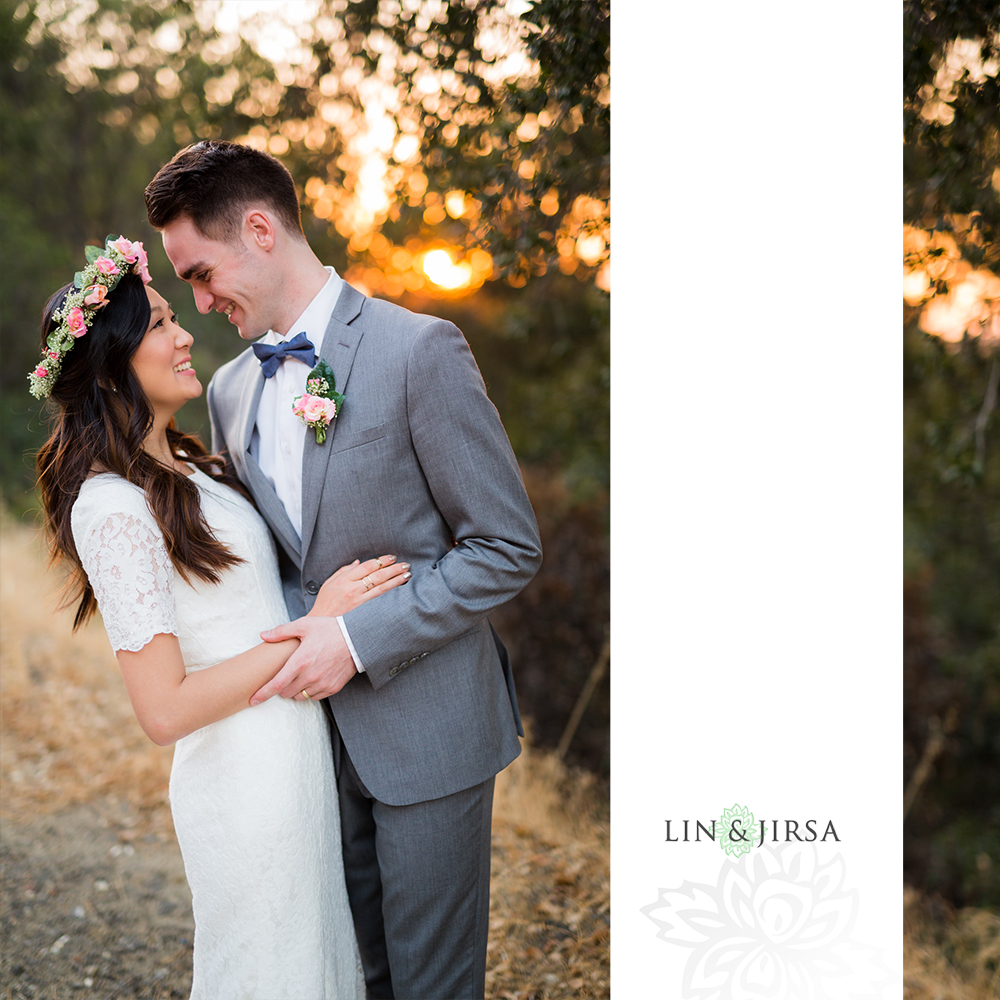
[161,214,272,341]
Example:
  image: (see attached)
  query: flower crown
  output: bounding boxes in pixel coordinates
[28,235,152,400]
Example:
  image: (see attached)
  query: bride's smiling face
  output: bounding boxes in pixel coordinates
[131,285,202,419]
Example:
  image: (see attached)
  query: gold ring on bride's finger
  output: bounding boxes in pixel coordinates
[362,575,375,590]
[301,690,312,700]
[375,556,384,569]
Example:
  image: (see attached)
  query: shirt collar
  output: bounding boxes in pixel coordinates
[262,266,342,346]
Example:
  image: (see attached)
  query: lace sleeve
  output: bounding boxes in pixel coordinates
[79,511,179,652]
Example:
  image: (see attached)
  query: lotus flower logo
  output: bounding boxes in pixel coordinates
[641,842,893,999]
[719,803,755,858]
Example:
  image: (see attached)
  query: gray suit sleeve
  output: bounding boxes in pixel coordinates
[342,320,542,688]
[206,375,227,461]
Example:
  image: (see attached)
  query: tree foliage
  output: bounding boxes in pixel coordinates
[341,0,610,278]
[237,0,610,283]
[2,0,609,495]
[903,0,1000,907]
[904,0,1000,261]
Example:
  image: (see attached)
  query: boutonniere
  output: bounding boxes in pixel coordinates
[292,358,344,445]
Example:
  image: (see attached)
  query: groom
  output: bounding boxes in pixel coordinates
[145,141,541,999]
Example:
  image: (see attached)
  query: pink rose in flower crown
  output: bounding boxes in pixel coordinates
[132,242,151,284]
[95,256,120,277]
[110,236,139,261]
[65,306,87,337]
[47,350,60,362]
[83,284,109,309]
[34,366,49,379]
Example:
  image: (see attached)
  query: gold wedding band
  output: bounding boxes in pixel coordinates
[301,690,312,700]
[375,557,384,569]
[362,575,375,591]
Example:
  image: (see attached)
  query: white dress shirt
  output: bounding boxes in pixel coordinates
[249,266,365,672]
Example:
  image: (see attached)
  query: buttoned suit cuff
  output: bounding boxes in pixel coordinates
[337,615,366,673]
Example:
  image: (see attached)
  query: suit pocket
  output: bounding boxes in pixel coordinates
[329,422,389,453]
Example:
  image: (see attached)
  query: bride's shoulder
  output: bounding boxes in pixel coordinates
[76,471,144,501]
[71,475,153,540]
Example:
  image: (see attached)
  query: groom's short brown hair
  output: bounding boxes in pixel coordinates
[144,140,305,244]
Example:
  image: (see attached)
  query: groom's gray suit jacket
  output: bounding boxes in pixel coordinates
[207,282,542,806]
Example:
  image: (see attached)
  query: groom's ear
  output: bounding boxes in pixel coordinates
[244,210,276,253]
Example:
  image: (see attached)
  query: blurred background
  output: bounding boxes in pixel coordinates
[904,2,1000,991]
[1,0,610,776]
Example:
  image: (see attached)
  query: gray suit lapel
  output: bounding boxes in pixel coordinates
[236,357,302,564]
[300,283,366,558]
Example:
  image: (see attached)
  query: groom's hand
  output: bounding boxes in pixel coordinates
[251,617,357,704]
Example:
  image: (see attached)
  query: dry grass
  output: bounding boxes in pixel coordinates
[904,886,1000,999]
[0,519,609,999]
[0,517,175,839]
[489,748,609,999]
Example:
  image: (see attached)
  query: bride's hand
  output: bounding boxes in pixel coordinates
[307,555,410,618]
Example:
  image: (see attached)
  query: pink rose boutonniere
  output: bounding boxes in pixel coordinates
[292,358,344,445]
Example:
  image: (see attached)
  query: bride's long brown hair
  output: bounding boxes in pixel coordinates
[35,272,253,630]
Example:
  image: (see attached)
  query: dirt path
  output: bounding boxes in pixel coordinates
[1,805,193,1000]
[1,788,611,1000]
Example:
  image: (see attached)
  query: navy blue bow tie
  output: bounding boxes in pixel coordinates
[252,332,316,378]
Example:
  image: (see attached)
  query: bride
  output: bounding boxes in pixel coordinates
[31,236,407,999]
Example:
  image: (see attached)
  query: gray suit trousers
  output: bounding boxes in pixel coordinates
[335,727,494,1000]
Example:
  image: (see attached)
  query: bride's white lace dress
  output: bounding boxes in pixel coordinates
[71,467,365,1000]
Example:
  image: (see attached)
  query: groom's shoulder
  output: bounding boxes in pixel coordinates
[207,344,257,399]
[355,292,459,346]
